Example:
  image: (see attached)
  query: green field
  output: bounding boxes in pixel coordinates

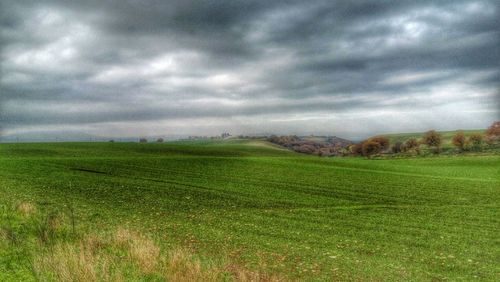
[1,140,499,281]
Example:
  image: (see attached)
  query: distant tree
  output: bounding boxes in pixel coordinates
[452,132,467,152]
[109,139,115,143]
[268,135,279,144]
[349,144,363,156]
[362,140,381,158]
[157,138,164,143]
[485,121,500,145]
[468,133,483,151]
[422,130,442,154]
[391,141,403,154]
[295,144,316,154]
[404,138,420,155]
[139,138,148,143]
[370,136,390,151]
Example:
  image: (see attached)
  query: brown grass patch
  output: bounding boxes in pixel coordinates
[163,248,221,282]
[35,242,100,281]
[226,264,287,282]
[35,234,122,282]
[17,202,36,216]
[114,227,160,273]
[34,226,288,281]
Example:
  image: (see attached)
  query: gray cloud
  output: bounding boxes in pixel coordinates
[1,0,499,139]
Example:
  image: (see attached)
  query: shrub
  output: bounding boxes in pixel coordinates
[404,138,420,155]
[452,132,467,152]
[391,142,403,154]
[485,121,500,145]
[422,130,442,154]
[468,133,483,151]
[349,144,363,156]
[369,136,390,151]
[362,141,381,158]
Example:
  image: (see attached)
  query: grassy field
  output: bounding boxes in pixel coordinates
[0,140,499,281]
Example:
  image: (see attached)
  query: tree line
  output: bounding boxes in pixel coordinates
[350,121,500,158]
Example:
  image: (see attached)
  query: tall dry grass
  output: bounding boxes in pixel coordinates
[35,228,286,281]
[163,248,222,281]
[3,201,288,281]
[114,227,160,274]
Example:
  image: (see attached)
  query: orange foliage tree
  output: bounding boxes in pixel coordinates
[452,132,467,152]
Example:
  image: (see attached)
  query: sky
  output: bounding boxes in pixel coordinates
[1,0,499,140]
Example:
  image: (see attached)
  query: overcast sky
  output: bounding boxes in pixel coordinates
[1,0,499,139]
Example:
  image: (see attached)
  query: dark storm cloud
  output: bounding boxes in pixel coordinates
[1,0,499,139]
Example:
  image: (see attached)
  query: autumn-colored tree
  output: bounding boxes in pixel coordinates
[468,133,483,151]
[485,121,500,145]
[349,144,363,156]
[370,136,390,151]
[422,130,442,154]
[362,140,381,158]
[452,132,467,152]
